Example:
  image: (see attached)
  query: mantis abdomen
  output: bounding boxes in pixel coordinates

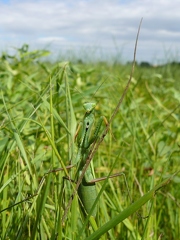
[78,169,97,218]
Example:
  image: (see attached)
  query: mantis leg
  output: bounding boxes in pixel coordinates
[89,172,132,203]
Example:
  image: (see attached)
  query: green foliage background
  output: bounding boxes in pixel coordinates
[0,45,179,239]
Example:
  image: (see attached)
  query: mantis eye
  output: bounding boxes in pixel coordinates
[86,122,90,131]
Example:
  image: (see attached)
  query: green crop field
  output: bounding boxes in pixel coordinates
[0,44,179,240]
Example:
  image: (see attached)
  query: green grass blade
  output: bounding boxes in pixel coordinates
[86,173,178,240]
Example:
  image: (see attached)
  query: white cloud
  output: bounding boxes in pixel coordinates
[0,0,180,63]
[37,37,66,44]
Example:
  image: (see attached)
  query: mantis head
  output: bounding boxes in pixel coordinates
[83,102,96,113]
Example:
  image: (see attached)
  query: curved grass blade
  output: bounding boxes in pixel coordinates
[85,172,179,240]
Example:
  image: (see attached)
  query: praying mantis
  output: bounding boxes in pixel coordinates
[73,102,131,221]
[74,102,104,219]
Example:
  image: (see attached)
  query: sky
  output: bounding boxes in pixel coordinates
[0,0,180,64]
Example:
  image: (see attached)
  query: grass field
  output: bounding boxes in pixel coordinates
[0,45,180,240]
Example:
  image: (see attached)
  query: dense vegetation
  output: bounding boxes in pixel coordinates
[0,45,179,239]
